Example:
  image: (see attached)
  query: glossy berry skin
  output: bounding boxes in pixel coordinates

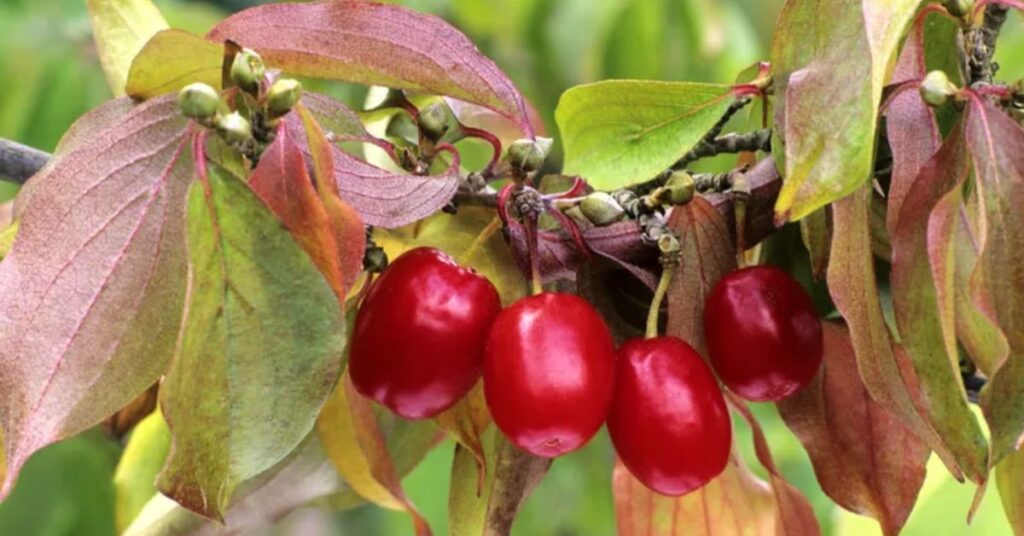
[483,292,616,458]
[704,266,823,401]
[350,247,501,419]
[607,337,731,496]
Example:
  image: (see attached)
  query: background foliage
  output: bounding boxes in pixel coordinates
[1,0,1023,534]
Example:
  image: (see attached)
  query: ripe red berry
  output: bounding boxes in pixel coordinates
[704,265,823,401]
[607,336,731,496]
[350,247,501,419]
[483,292,615,458]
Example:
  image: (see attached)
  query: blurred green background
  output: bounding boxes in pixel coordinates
[1,0,1023,534]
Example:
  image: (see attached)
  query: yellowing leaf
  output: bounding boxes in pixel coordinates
[771,0,920,222]
[317,372,432,535]
[114,410,170,532]
[158,150,346,521]
[0,221,18,261]
[435,383,490,494]
[87,0,169,96]
[126,29,222,99]
[556,80,737,190]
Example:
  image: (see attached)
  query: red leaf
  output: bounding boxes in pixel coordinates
[777,323,928,535]
[885,9,940,235]
[665,197,736,355]
[890,118,989,482]
[207,0,534,137]
[828,183,968,480]
[963,96,1024,467]
[0,96,191,497]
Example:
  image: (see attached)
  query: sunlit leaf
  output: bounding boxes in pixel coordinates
[317,372,432,535]
[0,222,17,261]
[771,0,920,222]
[207,0,534,136]
[114,410,170,533]
[158,148,346,521]
[449,427,551,536]
[891,119,989,483]
[556,80,737,189]
[778,323,928,535]
[665,196,736,355]
[86,0,169,96]
[828,183,966,480]
[964,97,1024,468]
[0,96,190,498]
[126,29,222,99]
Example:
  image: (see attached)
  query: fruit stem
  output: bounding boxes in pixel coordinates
[646,234,681,339]
[458,215,502,265]
[525,219,543,295]
[732,171,750,268]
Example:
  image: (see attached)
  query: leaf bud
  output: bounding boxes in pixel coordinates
[177,83,222,121]
[943,0,974,17]
[417,102,454,142]
[266,78,303,119]
[919,70,957,108]
[579,191,626,226]
[216,112,253,144]
[507,137,552,173]
[661,171,696,205]
[231,48,266,93]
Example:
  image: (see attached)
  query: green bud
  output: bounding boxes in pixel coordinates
[579,191,626,226]
[943,0,974,17]
[662,171,695,205]
[266,78,303,119]
[507,137,552,173]
[177,83,222,121]
[363,247,389,273]
[216,112,252,144]
[231,48,265,93]
[920,70,957,108]
[417,102,453,141]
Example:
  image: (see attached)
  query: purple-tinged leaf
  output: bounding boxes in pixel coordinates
[778,323,928,536]
[207,0,534,137]
[665,196,736,355]
[890,118,989,482]
[885,9,941,236]
[0,95,191,498]
[964,96,1024,468]
[828,183,968,480]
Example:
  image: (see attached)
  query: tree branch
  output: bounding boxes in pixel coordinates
[0,139,50,185]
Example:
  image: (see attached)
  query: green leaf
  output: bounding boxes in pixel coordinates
[449,427,551,536]
[890,119,988,482]
[770,0,920,223]
[556,80,736,190]
[800,208,831,280]
[997,447,1024,533]
[86,0,169,96]
[114,410,170,533]
[157,151,346,521]
[0,96,190,499]
[126,29,222,100]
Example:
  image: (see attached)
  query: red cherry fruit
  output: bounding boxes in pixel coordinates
[607,336,731,496]
[704,265,823,401]
[350,247,501,419]
[483,292,616,458]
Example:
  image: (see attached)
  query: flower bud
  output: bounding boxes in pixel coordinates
[662,171,695,205]
[177,83,222,121]
[943,0,974,17]
[920,70,957,108]
[579,191,626,226]
[507,137,552,173]
[216,112,253,144]
[417,102,453,141]
[230,48,265,93]
[266,78,303,119]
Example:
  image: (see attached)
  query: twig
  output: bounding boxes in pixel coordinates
[965,4,1010,85]
[632,128,771,195]
[0,139,50,184]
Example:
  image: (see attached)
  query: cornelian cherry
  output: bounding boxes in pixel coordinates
[607,336,731,496]
[349,247,501,419]
[704,265,823,401]
[483,292,616,458]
